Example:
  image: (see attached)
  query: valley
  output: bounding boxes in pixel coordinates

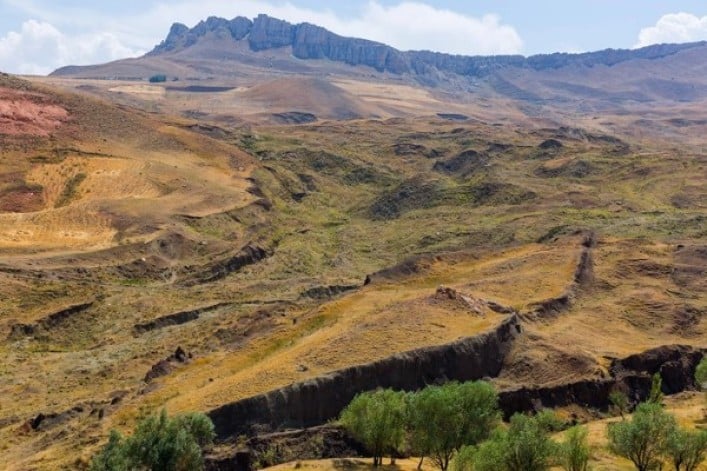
[0,12,705,471]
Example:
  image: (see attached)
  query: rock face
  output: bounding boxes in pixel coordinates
[209,315,521,439]
[148,14,707,78]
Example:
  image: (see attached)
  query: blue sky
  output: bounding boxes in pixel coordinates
[1,0,707,74]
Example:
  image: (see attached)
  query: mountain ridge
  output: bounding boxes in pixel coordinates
[143,13,707,77]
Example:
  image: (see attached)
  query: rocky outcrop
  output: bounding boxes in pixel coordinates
[208,315,521,439]
[144,347,191,382]
[249,14,295,51]
[151,16,254,54]
[300,284,359,300]
[524,231,594,320]
[610,344,705,393]
[134,302,231,334]
[8,301,93,339]
[184,244,270,285]
[499,344,705,418]
[148,14,707,79]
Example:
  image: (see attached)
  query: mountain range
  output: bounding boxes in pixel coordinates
[51,14,707,108]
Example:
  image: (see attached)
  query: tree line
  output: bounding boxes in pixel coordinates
[88,357,707,470]
[339,357,707,471]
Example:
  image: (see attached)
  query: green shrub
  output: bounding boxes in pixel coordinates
[665,427,707,471]
[90,409,215,471]
[149,74,167,83]
[607,402,676,471]
[451,445,477,471]
[696,357,707,389]
[339,389,407,467]
[472,412,560,471]
[647,373,664,405]
[559,426,590,471]
[407,381,499,471]
[609,390,630,419]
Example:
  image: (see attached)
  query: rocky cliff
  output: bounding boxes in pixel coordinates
[208,315,522,439]
[149,14,707,78]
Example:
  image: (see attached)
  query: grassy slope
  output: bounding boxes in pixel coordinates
[0,76,705,469]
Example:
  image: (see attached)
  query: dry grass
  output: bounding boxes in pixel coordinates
[0,74,705,469]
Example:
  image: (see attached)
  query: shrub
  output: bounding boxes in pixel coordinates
[697,357,707,414]
[407,381,499,471]
[339,389,407,467]
[609,390,630,419]
[149,74,167,83]
[696,357,707,389]
[559,426,590,471]
[648,373,664,405]
[90,409,215,471]
[472,411,560,471]
[607,402,676,471]
[451,445,476,471]
[665,427,707,471]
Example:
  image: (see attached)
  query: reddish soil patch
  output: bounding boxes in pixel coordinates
[0,185,44,212]
[0,87,68,136]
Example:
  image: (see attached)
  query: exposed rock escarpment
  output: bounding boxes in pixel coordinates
[183,244,270,285]
[499,344,705,418]
[524,231,594,319]
[148,14,707,79]
[208,315,521,439]
[8,301,93,339]
[134,302,231,334]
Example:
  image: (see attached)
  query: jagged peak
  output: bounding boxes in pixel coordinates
[146,13,707,77]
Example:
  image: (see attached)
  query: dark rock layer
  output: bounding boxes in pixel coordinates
[208,315,521,439]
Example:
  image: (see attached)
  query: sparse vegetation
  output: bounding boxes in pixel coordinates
[558,426,591,471]
[90,409,215,471]
[665,427,707,471]
[1,56,706,471]
[54,172,86,207]
[607,402,676,471]
[610,390,630,419]
[647,373,664,405]
[472,411,561,471]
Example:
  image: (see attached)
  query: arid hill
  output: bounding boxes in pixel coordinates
[0,13,706,470]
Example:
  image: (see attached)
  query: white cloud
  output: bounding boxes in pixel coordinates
[0,1,523,75]
[636,12,707,48]
[0,19,141,75]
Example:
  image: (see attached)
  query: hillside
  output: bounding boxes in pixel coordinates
[1,62,706,469]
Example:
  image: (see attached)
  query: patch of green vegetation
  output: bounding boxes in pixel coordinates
[55,172,86,208]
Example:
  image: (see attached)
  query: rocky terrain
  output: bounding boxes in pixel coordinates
[0,13,706,471]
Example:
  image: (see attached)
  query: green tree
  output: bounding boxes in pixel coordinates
[665,427,707,471]
[559,426,590,471]
[697,357,707,414]
[610,390,630,419]
[89,430,129,471]
[407,381,499,471]
[607,402,676,471]
[472,412,560,471]
[90,409,215,471]
[149,74,167,83]
[647,373,664,405]
[451,445,477,471]
[339,389,407,467]
[696,357,707,389]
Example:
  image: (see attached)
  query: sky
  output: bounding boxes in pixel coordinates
[1,1,707,75]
